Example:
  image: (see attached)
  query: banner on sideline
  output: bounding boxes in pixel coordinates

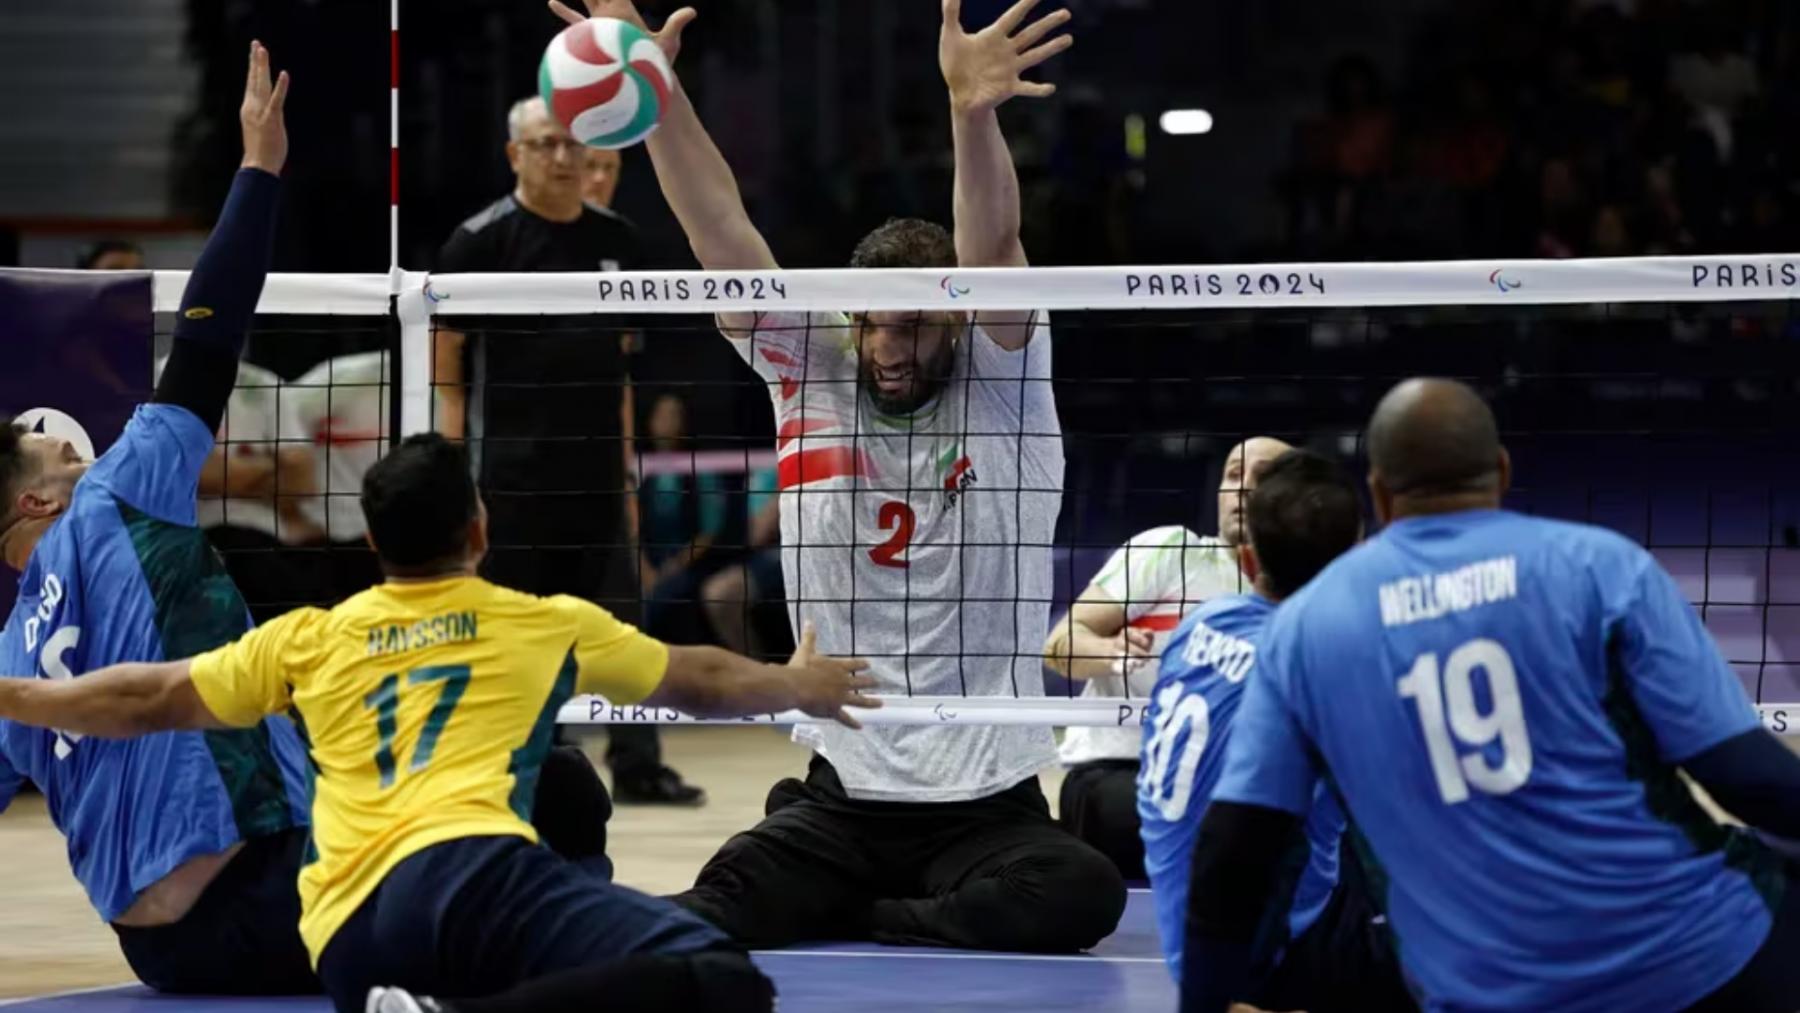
[0,270,152,613]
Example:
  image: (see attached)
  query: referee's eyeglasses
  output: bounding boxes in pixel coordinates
[519,137,585,159]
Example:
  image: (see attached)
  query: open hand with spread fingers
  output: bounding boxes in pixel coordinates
[548,0,697,65]
[940,0,1074,114]
[788,623,882,729]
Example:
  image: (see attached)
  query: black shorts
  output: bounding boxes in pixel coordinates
[1255,844,1416,1013]
[317,835,728,1013]
[1057,759,1146,880]
[111,827,317,995]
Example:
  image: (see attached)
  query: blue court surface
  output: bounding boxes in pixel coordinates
[1,891,1171,1013]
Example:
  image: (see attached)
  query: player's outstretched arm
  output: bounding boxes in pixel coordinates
[0,660,227,739]
[152,41,288,436]
[940,0,1071,350]
[646,624,880,728]
[549,0,777,273]
[1043,592,1153,680]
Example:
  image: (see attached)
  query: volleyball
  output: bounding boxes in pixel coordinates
[538,17,673,150]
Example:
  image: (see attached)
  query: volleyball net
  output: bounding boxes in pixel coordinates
[122,258,1800,729]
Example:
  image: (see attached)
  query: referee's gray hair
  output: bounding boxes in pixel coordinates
[507,97,549,140]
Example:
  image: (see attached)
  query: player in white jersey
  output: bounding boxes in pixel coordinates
[1041,437,1288,878]
[551,0,1124,953]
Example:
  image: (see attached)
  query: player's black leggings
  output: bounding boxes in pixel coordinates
[1059,759,1147,881]
[673,756,1126,953]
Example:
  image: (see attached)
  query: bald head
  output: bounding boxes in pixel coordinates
[1218,436,1293,546]
[1367,378,1508,518]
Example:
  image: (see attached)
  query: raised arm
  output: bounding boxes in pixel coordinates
[940,0,1071,349]
[550,1,776,273]
[0,660,227,739]
[644,625,879,728]
[152,42,288,434]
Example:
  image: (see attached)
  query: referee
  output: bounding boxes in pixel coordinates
[434,96,701,805]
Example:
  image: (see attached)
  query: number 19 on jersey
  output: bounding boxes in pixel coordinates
[1397,638,1532,804]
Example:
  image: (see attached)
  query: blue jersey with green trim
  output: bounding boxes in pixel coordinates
[1215,509,1775,1012]
[0,404,308,922]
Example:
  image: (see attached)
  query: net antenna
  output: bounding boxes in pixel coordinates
[389,0,401,271]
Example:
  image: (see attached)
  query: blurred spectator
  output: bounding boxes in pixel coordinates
[701,470,786,664]
[638,394,728,648]
[1588,203,1635,257]
[77,241,145,271]
[1285,55,1395,256]
[582,147,622,213]
[1670,25,1760,119]
[1045,87,1136,265]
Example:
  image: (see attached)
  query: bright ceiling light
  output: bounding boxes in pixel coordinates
[1158,109,1214,135]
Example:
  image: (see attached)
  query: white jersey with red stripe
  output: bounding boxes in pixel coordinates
[726,310,1063,802]
[1058,526,1244,766]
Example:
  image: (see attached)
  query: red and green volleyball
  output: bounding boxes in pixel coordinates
[538,17,673,151]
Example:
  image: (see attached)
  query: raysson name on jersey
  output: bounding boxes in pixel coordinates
[1377,555,1519,628]
[366,611,479,657]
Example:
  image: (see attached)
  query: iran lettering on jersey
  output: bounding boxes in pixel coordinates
[1060,527,1245,767]
[726,310,1063,802]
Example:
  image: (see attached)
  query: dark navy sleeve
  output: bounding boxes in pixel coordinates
[1611,546,1760,763]
[152,167,281,434]
[1180,801,1308,1013]
[1683,729,1800,838]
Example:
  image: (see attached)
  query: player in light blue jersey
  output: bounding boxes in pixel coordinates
[1142,449,1411,1012]
[1183,378,1800,1013]
[0,45,320,995]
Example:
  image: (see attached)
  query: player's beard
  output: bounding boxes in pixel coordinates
[860,335,958,416]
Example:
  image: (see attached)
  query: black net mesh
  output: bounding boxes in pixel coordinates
[171,315,394,623]
[422,300,1800,717]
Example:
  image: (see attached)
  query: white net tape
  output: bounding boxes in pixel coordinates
[149,255,1800,316]
[135,257,1799,729]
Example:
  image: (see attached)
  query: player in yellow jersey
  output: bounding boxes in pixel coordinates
[0,433,877,1013]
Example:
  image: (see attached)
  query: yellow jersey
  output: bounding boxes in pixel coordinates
[187,576,668,965]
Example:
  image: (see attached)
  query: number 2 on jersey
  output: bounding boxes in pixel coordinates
[1396,638,1532,804]
[869,500,916,569]
[362,664,472,789]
